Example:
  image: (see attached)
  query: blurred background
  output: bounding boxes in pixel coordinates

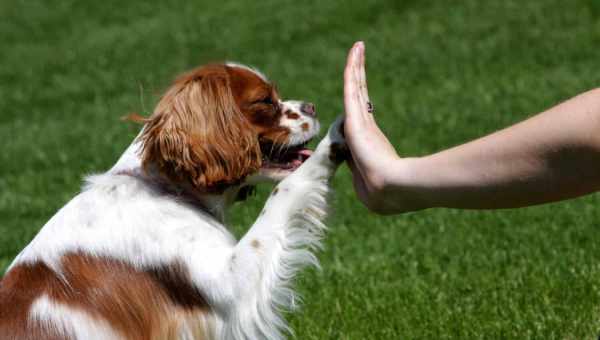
[2,0,600,338]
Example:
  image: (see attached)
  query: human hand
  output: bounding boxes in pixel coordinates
[343,42,405,214]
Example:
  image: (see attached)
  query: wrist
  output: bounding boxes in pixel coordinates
[385,156,437,212]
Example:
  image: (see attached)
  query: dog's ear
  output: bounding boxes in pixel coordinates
[139,67,262,192]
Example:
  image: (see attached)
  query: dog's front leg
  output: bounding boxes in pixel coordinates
[222,117,346,340]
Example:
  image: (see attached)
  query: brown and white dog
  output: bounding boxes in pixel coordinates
[0,63,346,340]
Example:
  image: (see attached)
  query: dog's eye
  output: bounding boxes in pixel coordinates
[252,97,273,106]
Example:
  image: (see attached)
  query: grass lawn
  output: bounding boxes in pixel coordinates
[2,0,600,338]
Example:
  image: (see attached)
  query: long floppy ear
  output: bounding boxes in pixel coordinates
[139,68,261,192]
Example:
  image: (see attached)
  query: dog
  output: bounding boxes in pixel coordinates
[0,63,347,340]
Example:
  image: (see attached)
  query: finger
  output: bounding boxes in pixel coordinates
[354,43,368,97]
[351,42,368,104]
[358,48,369,101]
[344,43,364,110]
[348,43,374,126]
[344,42,370,125]
[344,42,362,88]
[354,44,374,123]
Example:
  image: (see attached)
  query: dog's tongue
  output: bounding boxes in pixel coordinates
[291,148,312,168]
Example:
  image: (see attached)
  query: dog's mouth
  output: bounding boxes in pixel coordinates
[260,140,313,172]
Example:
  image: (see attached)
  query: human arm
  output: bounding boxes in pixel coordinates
[344,42,600,214]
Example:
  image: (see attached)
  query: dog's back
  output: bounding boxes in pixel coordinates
[0,243,213,340]
[0,177,215,340]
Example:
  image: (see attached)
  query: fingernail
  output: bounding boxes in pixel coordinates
[353,42,363,56]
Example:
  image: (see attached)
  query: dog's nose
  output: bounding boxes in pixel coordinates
[301,102,316,117]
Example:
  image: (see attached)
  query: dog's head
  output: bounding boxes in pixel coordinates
[139,63,319,193]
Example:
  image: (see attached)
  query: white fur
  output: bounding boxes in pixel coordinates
[279,100,320,145]
[225,62,269,82]
[9,114,345,339]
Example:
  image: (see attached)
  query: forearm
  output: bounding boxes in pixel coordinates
[386,88,600,211]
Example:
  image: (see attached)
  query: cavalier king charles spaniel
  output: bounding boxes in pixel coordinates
[0,63,347,340]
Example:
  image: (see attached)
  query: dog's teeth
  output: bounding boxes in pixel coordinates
[298,149,313,157]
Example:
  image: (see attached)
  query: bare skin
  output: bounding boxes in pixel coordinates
[344,41,600,214]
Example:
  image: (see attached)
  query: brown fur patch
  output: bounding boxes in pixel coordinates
[301,123,310,132]
[286,112,300,120]
[251,239,261,249]
[0,254,211,340]
[0,263,68,340]
[226,66,289,141]
[140,65,262,194]
[139,64,296,194]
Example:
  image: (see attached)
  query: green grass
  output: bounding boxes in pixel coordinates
[2,0,600,338]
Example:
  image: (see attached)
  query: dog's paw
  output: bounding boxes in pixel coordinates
[325,116,349,164]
